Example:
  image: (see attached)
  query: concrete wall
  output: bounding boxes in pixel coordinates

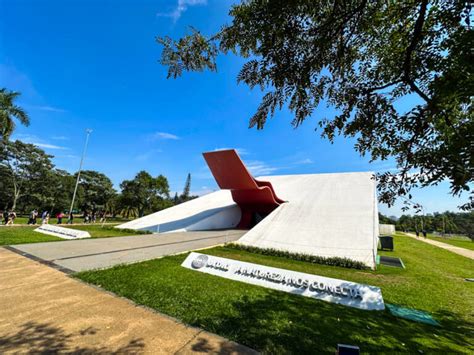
[237,172,378,269]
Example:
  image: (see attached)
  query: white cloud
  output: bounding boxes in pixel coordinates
[157,0,207,22]
[295,158,313,165]
[33,143,68,150]
[245,160,279,176]
[14,134,68,150]
[55,154,79,159]
[136,149,163,161]
[31,105,66,113]
[191,186,216,196]
[52,135,69,140]
[150,132,180,140]
[193,170,213,180]
[213,147,249,156]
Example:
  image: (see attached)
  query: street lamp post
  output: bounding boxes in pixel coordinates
[68,129,92,223]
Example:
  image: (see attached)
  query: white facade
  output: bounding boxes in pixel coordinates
[117,172,379,269]
[118,190,241,233]
[379,224,396,235]
[237,173,378,269]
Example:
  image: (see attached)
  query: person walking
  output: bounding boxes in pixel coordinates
[422,230,427,238]
[6,211,16,225]
[68,211,74,224]
[28,209,38,225]
[41,210,49,225]
[57,211,64,224]
[2,210,8,225]
[99,210,106,223]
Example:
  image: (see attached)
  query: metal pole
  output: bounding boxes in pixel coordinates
[68,129,92,223]
[421,206,424,231]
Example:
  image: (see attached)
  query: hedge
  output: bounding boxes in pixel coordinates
[224,243,370,270]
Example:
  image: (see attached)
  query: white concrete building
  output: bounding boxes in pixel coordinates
[118,171,379,269]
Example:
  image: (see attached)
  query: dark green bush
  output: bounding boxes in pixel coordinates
[224,243,369,270]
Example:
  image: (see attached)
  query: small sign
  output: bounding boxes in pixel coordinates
[35,225,91,240]
[182,252,384,311]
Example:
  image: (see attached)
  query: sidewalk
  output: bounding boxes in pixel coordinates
[0,248,256,354]
[404,233,474,260]
[9,230,245,272]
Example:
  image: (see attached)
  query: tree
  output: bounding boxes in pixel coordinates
[0,88,30,141]
[180,173,191,202]
[119,171,170,217]
[38,169,76,214]
[395,210,474,240]
[0,164,13,210]
[75,170,116,211]
[378,213,396,225]
[157,0,473,210]
[0,140,54,211]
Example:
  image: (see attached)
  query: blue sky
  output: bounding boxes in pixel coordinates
[0,0,468,217]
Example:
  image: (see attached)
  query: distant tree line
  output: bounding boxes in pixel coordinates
[380,212,473,239]
[0,139,197,218]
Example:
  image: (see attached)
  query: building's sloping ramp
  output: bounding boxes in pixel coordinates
[118,190,241,233]
[238,173,379,269]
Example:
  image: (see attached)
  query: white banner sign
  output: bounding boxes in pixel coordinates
[182,253,384,310]
[35,225,91,240]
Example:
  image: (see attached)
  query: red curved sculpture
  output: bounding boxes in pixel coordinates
[203,149,285,228]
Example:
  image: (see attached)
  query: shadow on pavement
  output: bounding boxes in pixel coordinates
[0,322,144,354]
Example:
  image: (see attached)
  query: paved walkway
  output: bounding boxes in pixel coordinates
[8,230,245,272]
[0,248,256,354]
[405,233,474,260]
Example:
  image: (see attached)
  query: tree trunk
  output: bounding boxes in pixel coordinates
[11,184,20,212]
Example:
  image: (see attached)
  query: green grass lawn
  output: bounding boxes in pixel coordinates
[426,233,474,251]
[76,233,474,353]
[0,224,148,246]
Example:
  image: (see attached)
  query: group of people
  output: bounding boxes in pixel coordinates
[82,210,106,224]
[415,230,428,238]
[25,210,66,225]
[1,209,107,226]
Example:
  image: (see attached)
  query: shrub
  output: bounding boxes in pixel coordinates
[224,243,369,270]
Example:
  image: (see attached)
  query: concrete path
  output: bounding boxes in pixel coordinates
[8,230,245,272]
[0,248,256,354]
[404,233,474,260]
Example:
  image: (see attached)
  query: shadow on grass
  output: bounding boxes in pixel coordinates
[188,336,256,354]
[197,292,474,353]
[0,322,144,354]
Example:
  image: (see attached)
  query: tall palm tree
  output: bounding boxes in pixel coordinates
[0,88,30,141]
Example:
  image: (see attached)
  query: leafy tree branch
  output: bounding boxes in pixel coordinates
[156,0,473,210]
